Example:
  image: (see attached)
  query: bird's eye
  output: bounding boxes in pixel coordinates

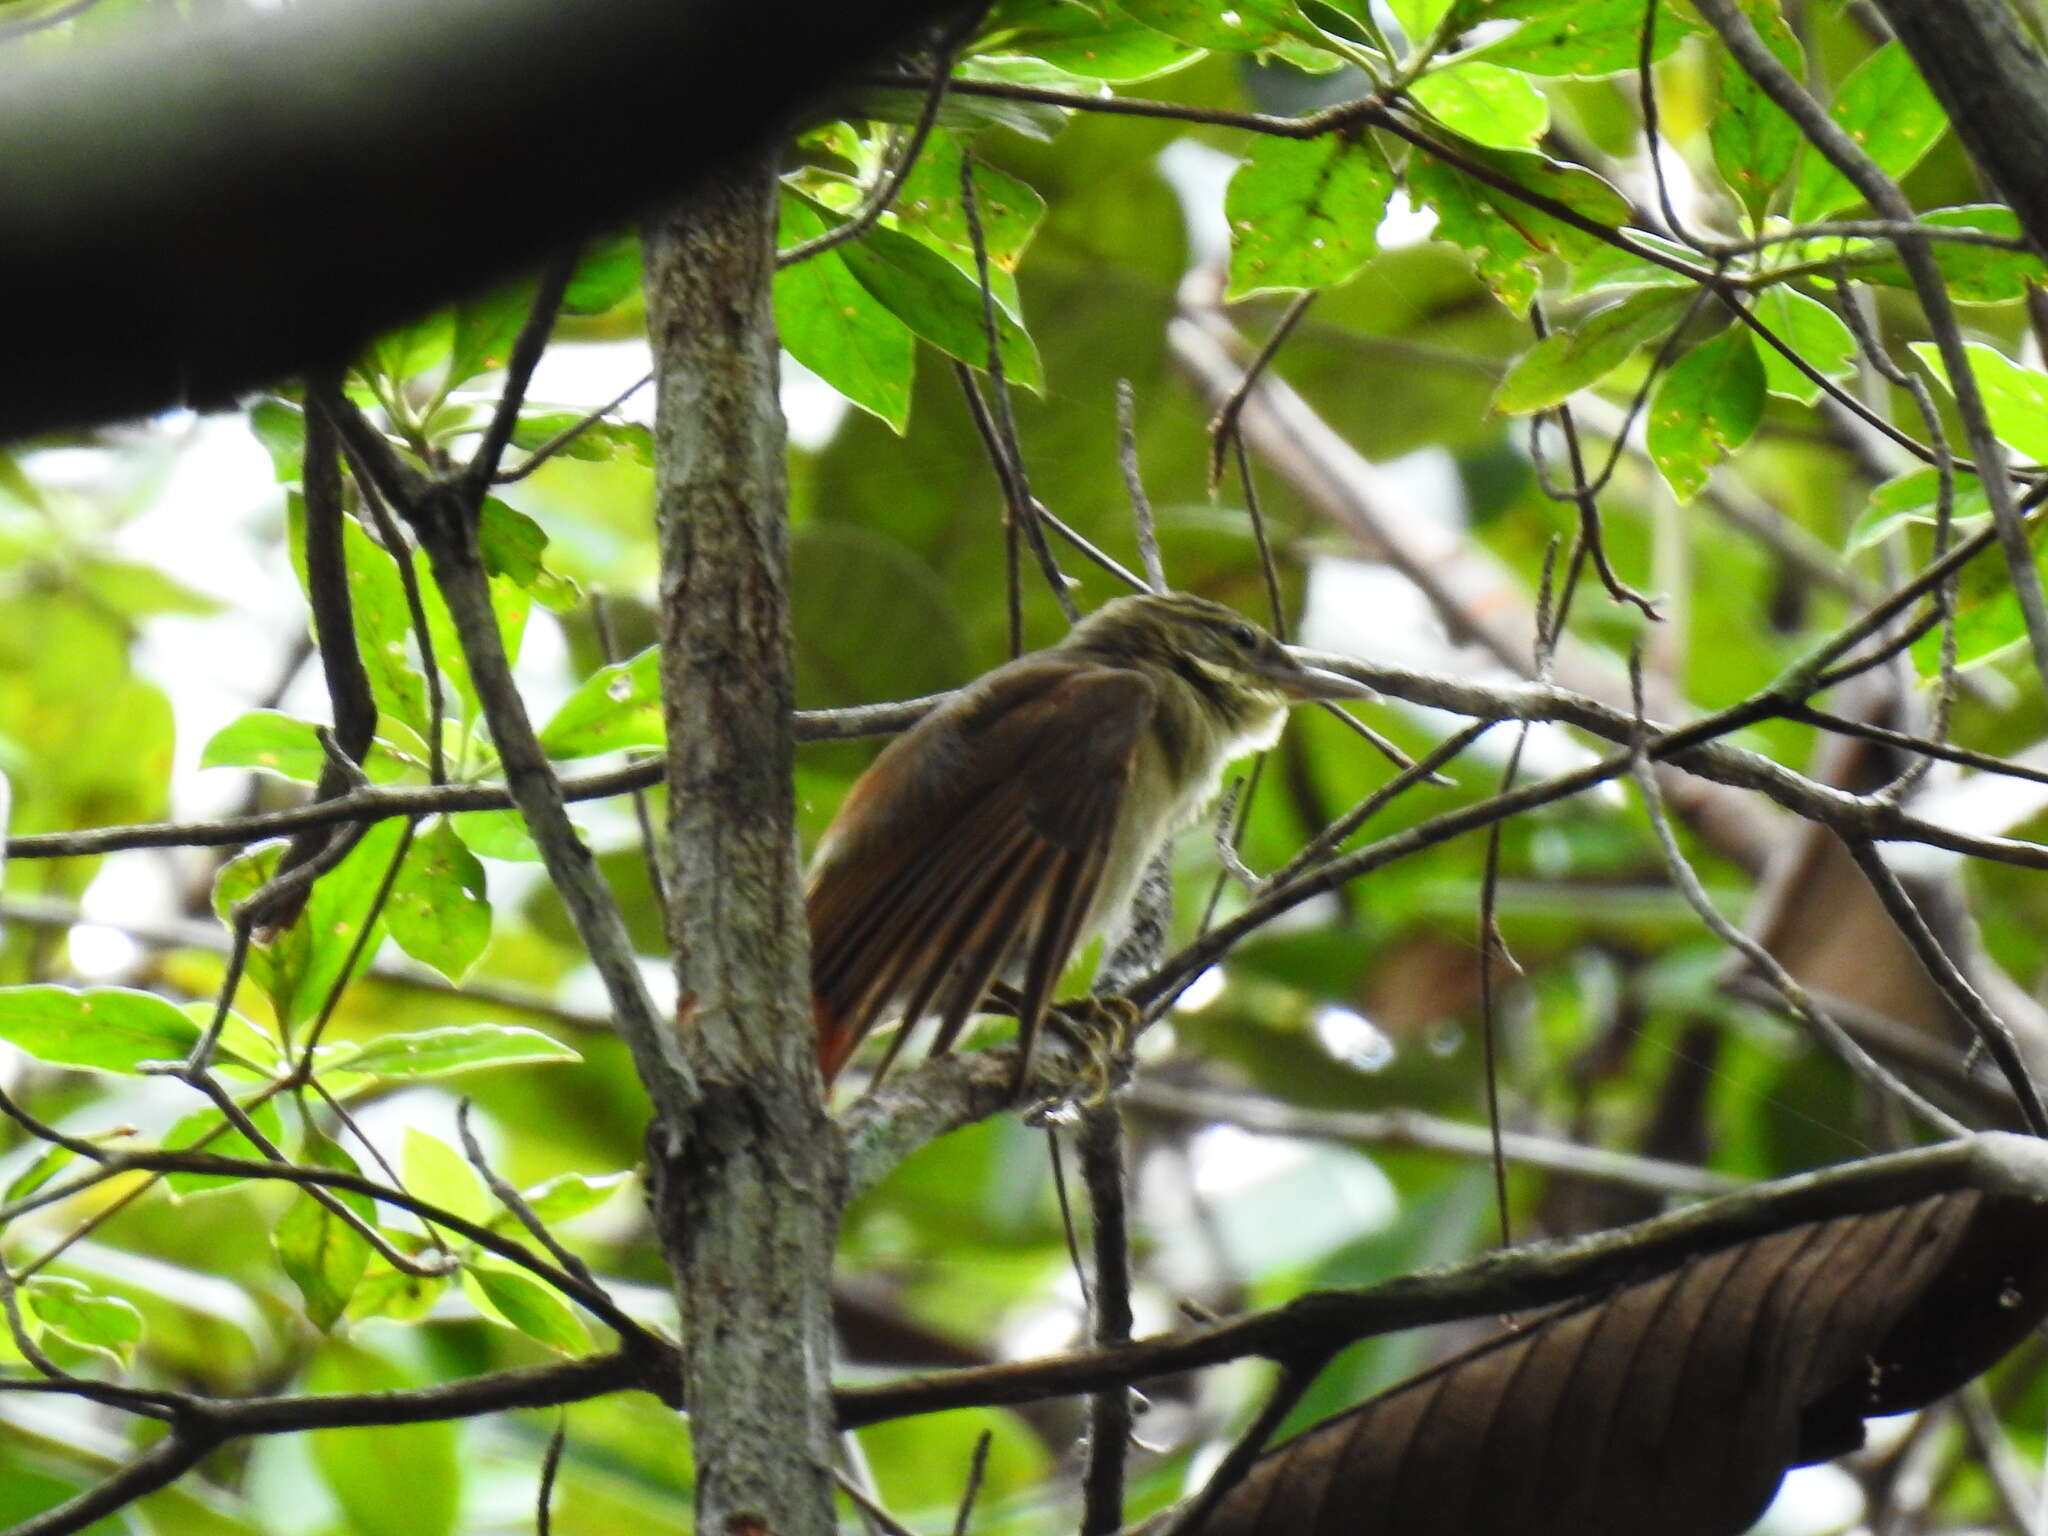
[1228,622,1257,649]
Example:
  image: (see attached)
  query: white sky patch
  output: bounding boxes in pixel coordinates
[1313,1003,1395,1072]
[1175,965,1227,1013]
[519,337,847,452]
[66,923,141,980]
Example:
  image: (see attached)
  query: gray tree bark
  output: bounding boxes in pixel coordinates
[644,157,846,1534]
[1872,0,2048,257]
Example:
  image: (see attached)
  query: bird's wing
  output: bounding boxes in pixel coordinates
[808,657,1156,1086]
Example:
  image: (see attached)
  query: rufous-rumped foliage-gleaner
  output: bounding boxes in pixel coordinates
[806,591,1373,1093]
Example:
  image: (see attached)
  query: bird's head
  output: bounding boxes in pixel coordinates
[1063,592,1372,720]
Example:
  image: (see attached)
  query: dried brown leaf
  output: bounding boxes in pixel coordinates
[1162,1190,2048,1536]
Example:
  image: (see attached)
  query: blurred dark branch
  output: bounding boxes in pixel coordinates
[1127,1083,1744,1197]
[0,0,969,440]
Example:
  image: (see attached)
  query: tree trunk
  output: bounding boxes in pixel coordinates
[645,156,845,1535]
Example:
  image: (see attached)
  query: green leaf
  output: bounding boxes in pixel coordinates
[835,218,1042,390]
[1913,580,2032,676]
[1908,340,2048,464]
[985,0,1206,79]
[1225,135,1393,298]
[1709,0,1803,220]
[1407,145,1631,313]
[162,1096,288,1196]
[1387,0,1454,42]
[213,818,407,1032]
[1492,286,1692,413]
[893,132,1049,278]
[1751,287,1855,404]
[1647,325,1766,500]
[488,1170,631,1232]
[1111,0,1302,51]
[4,1142,75,1203]
[384,819,491,982]
[200,710,328,783]
[461,1261,592,1354]
[1471,0,1696,76]
[449,808,546,862]
[328,1023,579,1080]
[250,398,308,482]
[1862,206,2048,304]
[330,513,431,736]
[564,233,642,315]
[402,1128,491,1226]
[775,194,916,431]
[362,310,454,391]
[275,1130,374,1331]
[1409,62,1549,148]
[507,412,653,469]
[0,985,198,1073]
[447,281,533,390]
[1790,42,1946,222]
[25,1277,142,1364]
[478,499,580,613]
[309,1343,461,1536]
[538,644,662,758]
[1846,468,1990,555]
[347,1253,452,1324]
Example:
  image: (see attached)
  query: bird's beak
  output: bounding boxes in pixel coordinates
[1270,653,1376,702]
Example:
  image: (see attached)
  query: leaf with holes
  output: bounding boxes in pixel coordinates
[384,818,491,982]
[1790,42,1946,223]
[1113,0,1304,52]
[1226,135,1392,298]
[1408,144,1631,314]
[1409,62,1549,148]
[1647,325,1764,501]
[1469,0,1697,77]
[538,643,661,759]
[1709,0,1803,220]
[213,818,407,1033]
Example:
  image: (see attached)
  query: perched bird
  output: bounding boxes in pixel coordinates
[805,591,1372,1092]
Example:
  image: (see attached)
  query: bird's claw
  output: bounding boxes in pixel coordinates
[1039,995,1139,1110]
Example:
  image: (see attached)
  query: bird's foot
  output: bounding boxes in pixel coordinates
[1041,994,1140,1108]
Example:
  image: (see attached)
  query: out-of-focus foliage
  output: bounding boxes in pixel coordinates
[5,0,2048,1532]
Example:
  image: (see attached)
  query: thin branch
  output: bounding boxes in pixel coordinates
[1843,837,2048,1135]
[775,37,958,270]
[1152,1363,1322,1536]
[457,1098,601,1292]
[464,248,582,492]
[835,1131,2048,1428]
[1206,290,1315,490]
[1689,0,2048,698]
[1078,1104,1134,1536]
[1127,1082,1744,1197]
[1117,379,1166,591]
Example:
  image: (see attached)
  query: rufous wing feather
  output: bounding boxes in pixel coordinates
[807,658,1155,1087]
